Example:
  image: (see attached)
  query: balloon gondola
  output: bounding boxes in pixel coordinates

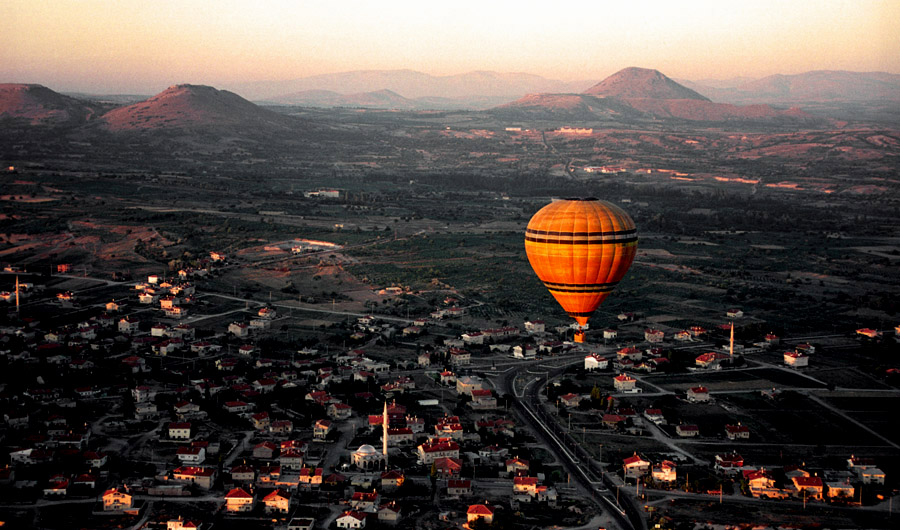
[524,198,637,343]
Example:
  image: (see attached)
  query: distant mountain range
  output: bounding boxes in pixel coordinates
[228,69,593,103]
[4,66,900,137]
[268,88,515,111]
[679,70,900,104]
[491,67,815,123]
[227,68,900,113]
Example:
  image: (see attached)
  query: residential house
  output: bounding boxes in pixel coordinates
[251,412,271,430]
[467,504,494,525]
[230,465,256,483]
[643,409,665,424]
[584,353,608,371]
[524,320,545,333]
[118,317,140,334]
[299,467,324,488]
[176,446,206,465]
[313,419,332,441]
[613,374,636,392]
[263,489,291,513]
[506,457,530,475]
[686,386,710,403]
[44,475,69,497]
[447,479,472,496]
[456,376,484,395]
[791,475,824,500]
[328,403,352,420]
[103,487,133,511]
[380,470,405,490]
[280,449,304,470]
[558,393,581,408]
[725,423,750,440]
[336,512,367,529]
[470,389,498,410]
[228,322,249,338]
[676,424,699,437]
[623,453,651,478]
[652,461,677,483]
[172,466,216,490]
[350,491,379,512]
[617,346,643,361]
[433,457,463,478]
[224,487,255,513]
[417,439,460,464]
[253,442,278,460]
[644,329,664,343]
[695,352,730,369]
[857,467,886,484]
[826,480,855,500]
[714,453,745,476]
[168,422,192,440]
[784,351,809,368]
[744,469,786,499]
[378,502,401,524]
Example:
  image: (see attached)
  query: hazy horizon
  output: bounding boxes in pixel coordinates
[4,0,900,95]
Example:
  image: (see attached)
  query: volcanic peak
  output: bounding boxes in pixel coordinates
[584,67,710,101]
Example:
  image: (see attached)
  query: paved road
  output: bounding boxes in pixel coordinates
[489,361,640,530]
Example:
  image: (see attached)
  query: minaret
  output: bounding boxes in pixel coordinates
[14,276,20,313]
[729,322,734,357]
[382,401,389,469]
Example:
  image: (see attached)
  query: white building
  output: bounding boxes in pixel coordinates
[584,353,608,371]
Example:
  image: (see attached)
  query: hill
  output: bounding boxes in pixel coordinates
[492,67,815,124]
[583,67,710,101]
[100,84,297,131]
[0,83,105,125]
[490,93,645,121]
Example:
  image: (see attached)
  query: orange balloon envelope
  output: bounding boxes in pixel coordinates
[525,198,638,342]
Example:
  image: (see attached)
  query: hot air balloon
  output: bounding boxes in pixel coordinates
[525,198,637,343]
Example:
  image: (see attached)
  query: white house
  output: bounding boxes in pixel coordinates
[784,351,809,368]
[336,511,367,529]
[686,386,710,403]
[224,487,255,513]
[584,353,608,371]
[613,374,636,392]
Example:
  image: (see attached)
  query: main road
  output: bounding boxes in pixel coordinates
[488,359,646,530]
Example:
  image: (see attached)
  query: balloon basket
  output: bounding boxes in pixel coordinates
[574,330,585,343]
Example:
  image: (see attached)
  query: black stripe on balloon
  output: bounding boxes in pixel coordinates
[566,311,596,317]
[547,286,615,293]
[526,228,636,237]
[525,236,639,245]
[543,281,619,288]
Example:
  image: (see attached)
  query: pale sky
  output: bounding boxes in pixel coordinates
[3,0,899,94]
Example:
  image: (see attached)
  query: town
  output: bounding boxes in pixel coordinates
[0,243,897,530]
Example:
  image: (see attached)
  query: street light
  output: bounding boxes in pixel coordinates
[598,444,603,477]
